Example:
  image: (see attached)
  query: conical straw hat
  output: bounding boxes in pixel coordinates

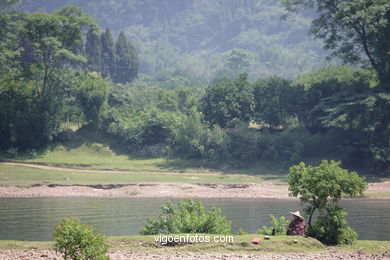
[289,211,304,219]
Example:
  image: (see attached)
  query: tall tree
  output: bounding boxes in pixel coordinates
[114,31,138,83]
[282,0,390,90]
[200,73,254,128]
[85,27,102,73]
[100,27,116,79]
[252,76,293,130]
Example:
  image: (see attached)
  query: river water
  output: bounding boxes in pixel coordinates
[0,197,389,241]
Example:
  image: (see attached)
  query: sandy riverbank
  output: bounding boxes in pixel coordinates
[0,181,389,199]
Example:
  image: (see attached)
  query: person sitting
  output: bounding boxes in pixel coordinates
[286,211,306,236]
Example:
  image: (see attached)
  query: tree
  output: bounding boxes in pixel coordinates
[101,27,116,79]
[252,76,293,130]
[114,31,138,83]
[75,72,108,126]
[85,27,102,73]
[288,160,367,227]
[200,73,254,128]
[0,5,98,148]
[282,0,390,90]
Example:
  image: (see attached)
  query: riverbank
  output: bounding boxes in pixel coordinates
[1,162,389,198]
[0,235,389,260]
[1,181,389,199]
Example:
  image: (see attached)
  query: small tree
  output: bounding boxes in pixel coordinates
[140,199,231,235]
[258,215,289,235]
[288,160,367,244]
[54,217,109,260]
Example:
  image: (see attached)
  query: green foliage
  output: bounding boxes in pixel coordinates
[101,27,116,80]
[282,0,390,90]
[288,160,367,244]
[75,73,108,126]
[86,27,102,73]
[54,217,109,260]
[253,76,294,129]
[237,227,248,235]
[20,0,325,80]
[139,199,232,235]
[114,31,138,83]
[200,74,254,128]
[258,215,289,236]
[308,205,357,245]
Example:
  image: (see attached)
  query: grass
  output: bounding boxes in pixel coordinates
[0,164,285,186]
[0,235,389,255]
[0,127,388,186]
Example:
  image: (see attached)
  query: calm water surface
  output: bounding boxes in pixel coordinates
[0,197,389,241]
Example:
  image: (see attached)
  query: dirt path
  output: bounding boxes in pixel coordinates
[0,249,388,260]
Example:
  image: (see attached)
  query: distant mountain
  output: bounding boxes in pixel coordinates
[19,0,330,80]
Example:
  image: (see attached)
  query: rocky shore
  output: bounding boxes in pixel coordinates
[0,249,389,260]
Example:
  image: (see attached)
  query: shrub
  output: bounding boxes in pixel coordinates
[237,227,248,235]
[258,215,289,235]
[54,217,109,260]
[140,199,232,235]
[307,205,357,245]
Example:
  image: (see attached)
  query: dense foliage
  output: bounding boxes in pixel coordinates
[54,217,109,260]
[18,0,326,80]
[288,160,367,245]
[1,1,388,175]
[140,199,232,235]
[308,205,358,245]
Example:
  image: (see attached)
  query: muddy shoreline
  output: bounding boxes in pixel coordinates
[0,181,389,199]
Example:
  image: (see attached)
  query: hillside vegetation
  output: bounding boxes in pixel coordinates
[19,0,326,80]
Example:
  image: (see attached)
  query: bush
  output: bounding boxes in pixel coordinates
[307,205,357,245]
[258,215,289,235]
[140,199,232,235]
[54,217,109,260]
[237,227,248,235]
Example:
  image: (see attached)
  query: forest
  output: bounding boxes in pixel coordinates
[0,0,389,175]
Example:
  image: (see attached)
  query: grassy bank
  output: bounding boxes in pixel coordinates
[0,235,389,255]
[0,163,285,186]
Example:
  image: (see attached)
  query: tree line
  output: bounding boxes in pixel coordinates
[0,2,137,149]
[1,0,389,175]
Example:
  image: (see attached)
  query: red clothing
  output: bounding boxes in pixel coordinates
[286,219,306,236]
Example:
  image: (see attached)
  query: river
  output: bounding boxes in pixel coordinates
[0,197,389,241]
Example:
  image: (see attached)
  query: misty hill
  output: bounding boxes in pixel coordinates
[19,0,328,80]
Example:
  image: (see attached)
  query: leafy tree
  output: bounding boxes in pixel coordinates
[252,76,293,129]
[114,31,138,83]
[75,72,108,126]
[101,27,116,79]
[282,0,390,90]
[140,199,231,235]
[200,73,254,128]
[0,5,98,148]
[309,205,357,245]
[54,217,109,260]
[86,27,102,73]
[288,160,367,227]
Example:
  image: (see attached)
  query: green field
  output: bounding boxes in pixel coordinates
[0,163,285,186]
[0,235,389,255]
